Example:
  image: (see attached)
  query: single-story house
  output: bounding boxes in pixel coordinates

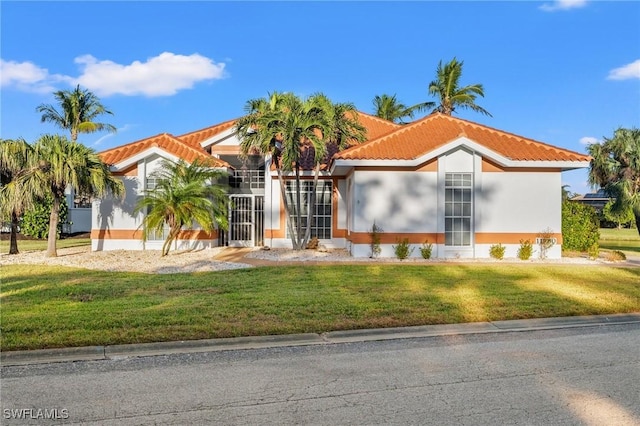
[91,112,590,258]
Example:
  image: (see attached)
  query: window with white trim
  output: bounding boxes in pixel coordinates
[445,173,472,246]
[285,181,332,239]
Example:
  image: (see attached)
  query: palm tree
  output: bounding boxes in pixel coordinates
[135,159,229,257]
[588,127,640,234]
[372,94,426,124]
[427,58,491,117]
[0,138,37,254]
[24,134,124,257]
[36,85,116,142]
[236,92,326,249]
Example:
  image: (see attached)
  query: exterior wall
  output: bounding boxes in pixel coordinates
[346,148,564,259]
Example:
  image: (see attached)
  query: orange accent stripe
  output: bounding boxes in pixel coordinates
[91,229,218,240]
[475,233,563,244]
[112,164,138,176]
[347,232,442,244]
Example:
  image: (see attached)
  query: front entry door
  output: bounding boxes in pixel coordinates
[228,195,264,247]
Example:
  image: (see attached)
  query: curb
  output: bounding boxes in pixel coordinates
[2,313,639,367]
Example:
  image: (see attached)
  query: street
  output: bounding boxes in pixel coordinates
[2,324,639,425]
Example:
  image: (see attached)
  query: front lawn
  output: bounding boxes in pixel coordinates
[0,237,91,253]
[2,264,639,351]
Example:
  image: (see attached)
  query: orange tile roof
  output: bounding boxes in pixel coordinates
[99,133,227,167]
[177,118,238,148]
[348,111,401,141]
[334,113,591,162]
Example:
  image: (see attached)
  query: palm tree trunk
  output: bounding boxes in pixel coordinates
[9,210,20,255]
[274,165,298,250]
[162,227,180,257]
[46,195,61,257]
[634,212,640,237]
[294,165,303,250]
[303,164,321,247]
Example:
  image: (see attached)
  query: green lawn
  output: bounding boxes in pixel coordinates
[0,237,91,253]
[2,264,639,351]
[599,228,640,254]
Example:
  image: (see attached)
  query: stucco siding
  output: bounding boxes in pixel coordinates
[352,171,438,233]
[477,172,561,234]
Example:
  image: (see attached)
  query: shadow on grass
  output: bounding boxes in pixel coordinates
[1,264,640,350]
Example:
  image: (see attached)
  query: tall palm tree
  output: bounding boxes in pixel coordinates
[236,92,326,249]
[36,85,116,142]
[24,134,124,257]
[372,94,426,124]
[427,58,491,117]
[588,127,640,234]
[135,159,229,257]
[0,138,37,254]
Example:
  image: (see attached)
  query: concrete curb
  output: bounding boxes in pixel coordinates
[2,313,639,367]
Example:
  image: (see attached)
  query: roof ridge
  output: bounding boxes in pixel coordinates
[354,110,402,128]
[99,132,172,155]
[177,117,239,139]
[452,115,589,159]
[336,113,441,158]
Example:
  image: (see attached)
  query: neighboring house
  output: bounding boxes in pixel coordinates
[570,190,610,214]
[92,113,590,258]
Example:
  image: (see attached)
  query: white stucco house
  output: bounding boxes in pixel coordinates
[92,112,590,258]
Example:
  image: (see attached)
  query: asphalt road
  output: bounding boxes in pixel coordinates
[2,324,639,425]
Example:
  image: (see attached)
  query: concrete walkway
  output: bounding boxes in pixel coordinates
[2,313,639,367]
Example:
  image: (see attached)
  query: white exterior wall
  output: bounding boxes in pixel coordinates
[352,170,439,233]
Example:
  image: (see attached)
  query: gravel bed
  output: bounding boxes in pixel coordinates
[245,248,602,264]
[0,246,253,274]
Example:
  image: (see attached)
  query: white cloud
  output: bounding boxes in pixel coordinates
[579,136,600,145]
[539,0,587,12]
[607,59,640,81]
[0,59,71,93]
[74,52,226,97]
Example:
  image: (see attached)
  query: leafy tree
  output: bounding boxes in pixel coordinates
[22,134,123,257]
[372,94,425,124]
[21,195,69,239]
[588,127,640,235]
[0,138,38,254]
[602,198,635,229]
[36,85,116,142]
[562,200,599,251]
[135,159,229,257]
[426,57,491,117]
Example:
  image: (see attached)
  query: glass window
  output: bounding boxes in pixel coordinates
[285,181,332,240]
[445,173,472,246]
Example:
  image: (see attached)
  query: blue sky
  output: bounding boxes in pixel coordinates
[1,0,639,194]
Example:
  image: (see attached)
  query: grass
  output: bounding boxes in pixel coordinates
[0,237,91,253]
[2,264,639,351]
[598,228,640,254]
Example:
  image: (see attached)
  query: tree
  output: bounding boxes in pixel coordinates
[237,92,366,249]
[236,92,325,250]
[36,85,116,142]
[426,58,491,117]
[23,134,123,257]
[0,138,37,254]
[135,159,229,256]
[602,200,635,229]
[562,200,600,251]
[372,94,427,124]
[588,127,640,235]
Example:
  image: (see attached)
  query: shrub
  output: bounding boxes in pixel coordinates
[537,228,556,260]
[587,243,600,260]
[562,201,600,251]
[306,237,319,250]
[489,243,505,260]
[369,222,382,258]
[393,238,414,260]
[605,250,626,262]
[420,241,433,259]
[517,239,533,260]
[21,196,69,239]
